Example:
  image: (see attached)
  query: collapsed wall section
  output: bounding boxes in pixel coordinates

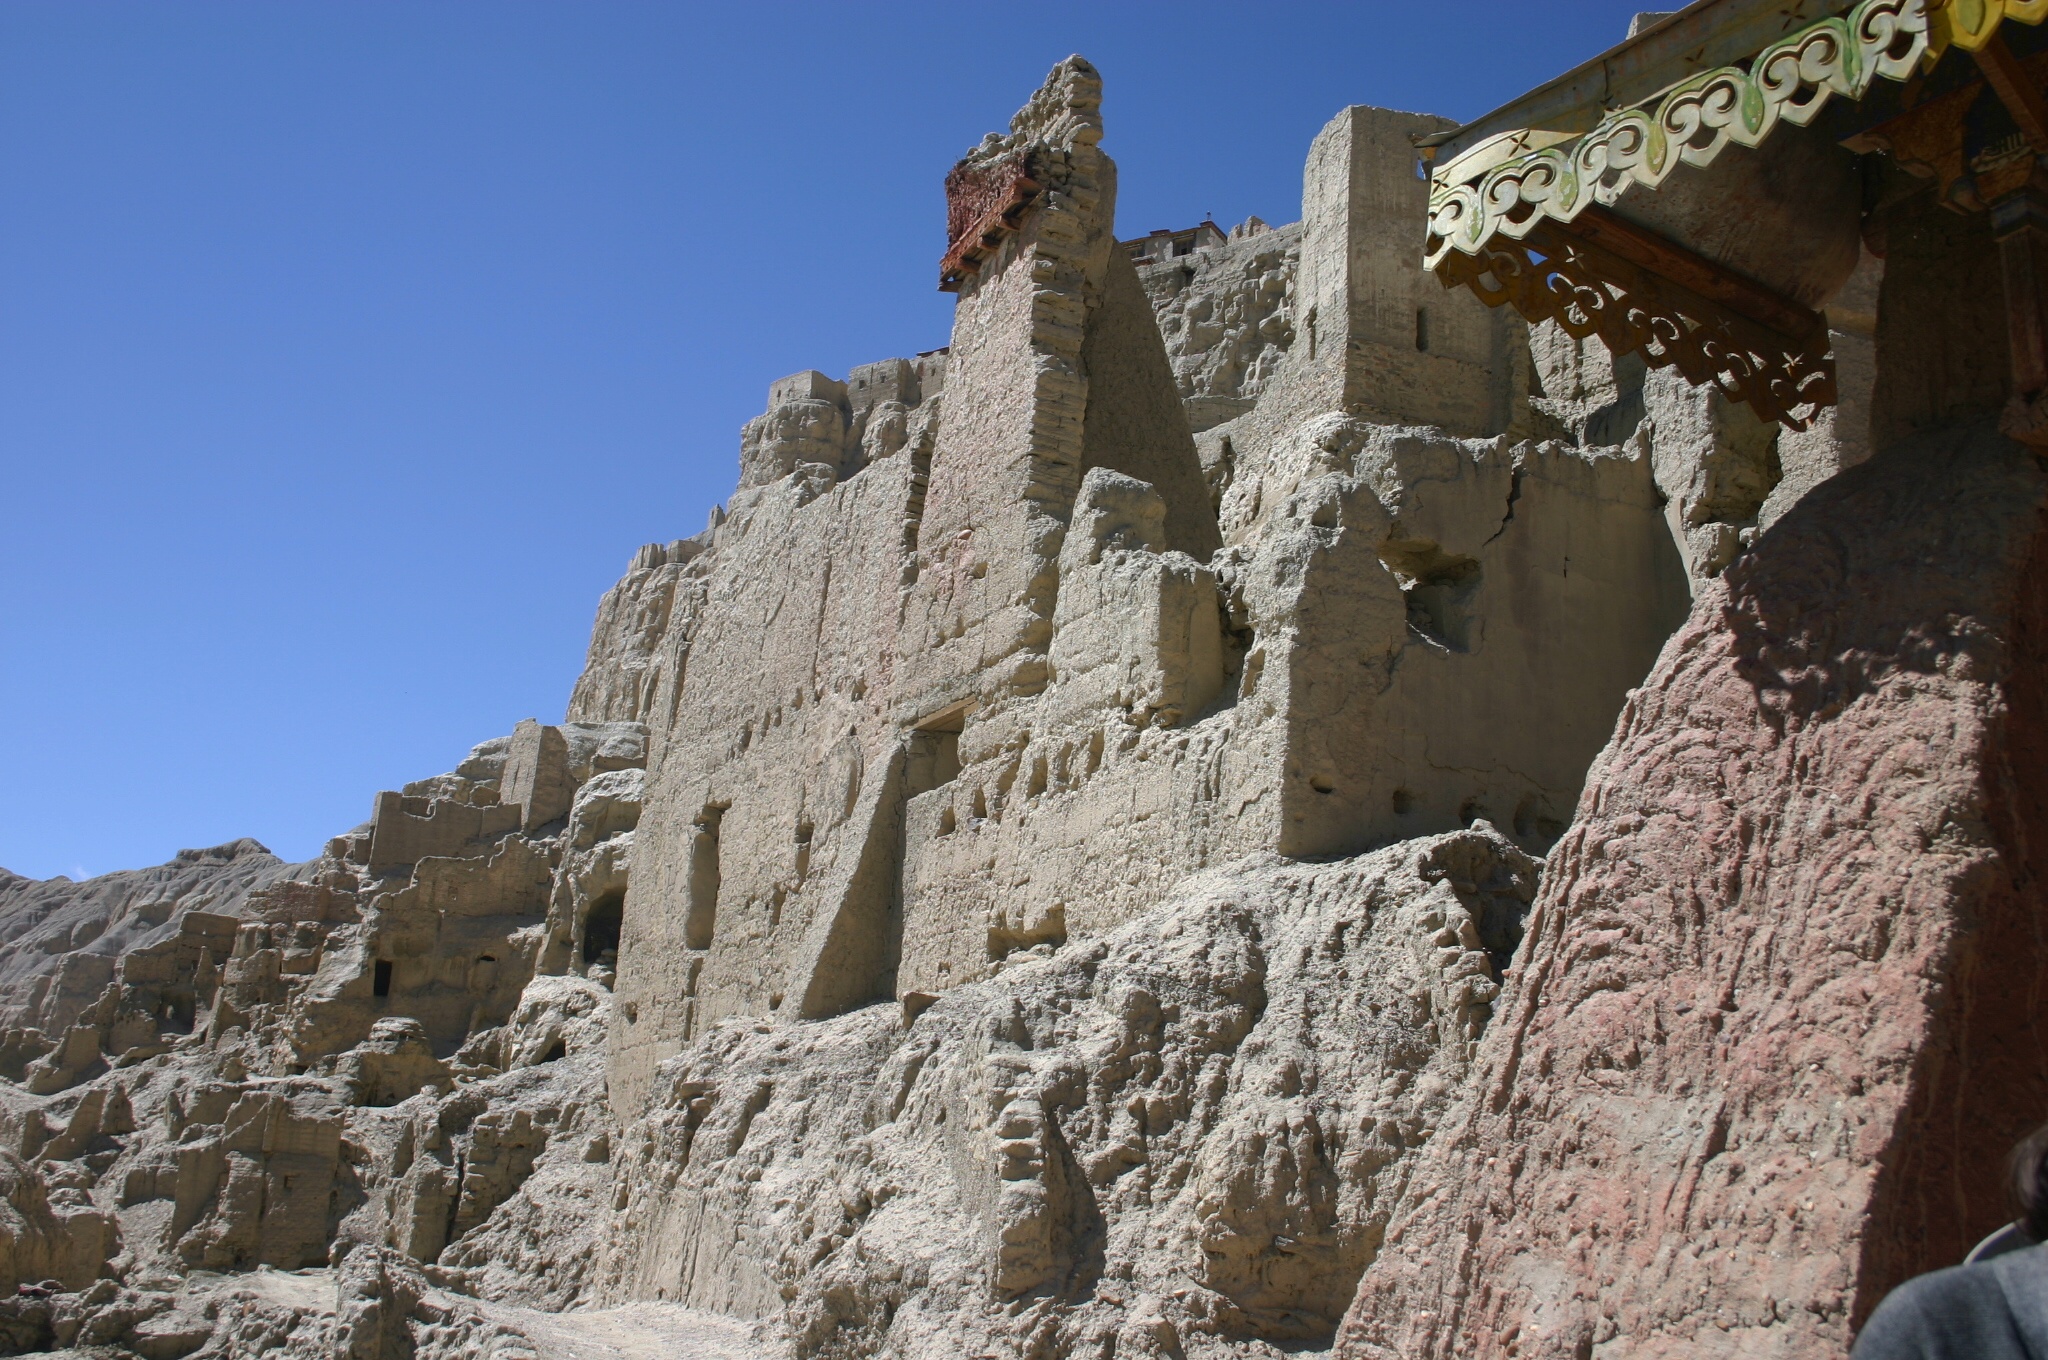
[1245,422,1691,858]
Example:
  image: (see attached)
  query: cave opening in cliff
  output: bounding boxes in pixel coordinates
[373,959,392,997]
[584,888,625,965]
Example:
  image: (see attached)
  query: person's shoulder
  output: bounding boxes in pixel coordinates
[1855,1262,2028,1360]
[1969,1223,2037,1264]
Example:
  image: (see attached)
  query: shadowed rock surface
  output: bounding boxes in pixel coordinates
[1341,423,2048,1358]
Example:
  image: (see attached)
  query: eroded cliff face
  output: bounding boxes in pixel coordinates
[1339,421,2048,1360]
[0,52,1929,1360]
[599,831,1536,1358]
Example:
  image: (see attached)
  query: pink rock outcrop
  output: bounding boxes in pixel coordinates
[1340,422,2048,1359]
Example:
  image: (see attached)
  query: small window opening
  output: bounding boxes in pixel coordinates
[1415,307,1431,353]
[373,960,393,997]
[1172,236,1194,257]
[794,822,814,882]
[907,704,969,799]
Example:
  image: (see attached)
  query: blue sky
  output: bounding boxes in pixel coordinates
[1,1,1646,880]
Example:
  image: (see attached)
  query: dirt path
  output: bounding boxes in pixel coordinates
[480,1299,773,1359]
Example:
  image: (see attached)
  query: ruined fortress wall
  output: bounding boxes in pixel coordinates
[610,458,921,1116]
[1258,430,1691,859]
[0,53,1955,1360]
[586,64,1708,1112]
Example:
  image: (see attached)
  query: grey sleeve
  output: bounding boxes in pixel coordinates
[1854,1266,2032,1360]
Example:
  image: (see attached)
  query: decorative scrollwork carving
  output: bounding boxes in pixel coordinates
[1427,0,1932,269]
[1437,226,1838,430]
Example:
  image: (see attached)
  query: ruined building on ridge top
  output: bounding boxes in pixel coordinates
[0,3,2041,1356]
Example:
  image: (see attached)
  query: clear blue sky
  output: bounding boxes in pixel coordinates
[1,1,1646,880]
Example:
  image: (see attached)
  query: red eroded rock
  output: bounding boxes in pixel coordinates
[1339,422,2048,1359]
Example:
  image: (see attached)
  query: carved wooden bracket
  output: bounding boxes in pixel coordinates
[938,152,1043,293]
[1436,207,1837,430]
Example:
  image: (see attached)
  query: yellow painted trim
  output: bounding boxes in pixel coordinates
[1926,0,2048,56]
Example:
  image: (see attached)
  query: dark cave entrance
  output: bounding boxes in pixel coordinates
[583,889,625,966]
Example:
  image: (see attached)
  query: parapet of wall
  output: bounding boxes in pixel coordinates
[737,356,947,493]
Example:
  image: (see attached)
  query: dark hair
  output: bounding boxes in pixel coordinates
[2010,1123,2048,1241]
